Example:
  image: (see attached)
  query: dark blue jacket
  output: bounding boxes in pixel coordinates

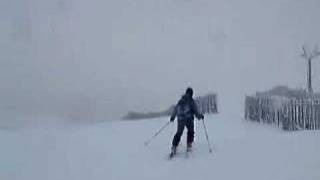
[170,94,202,121]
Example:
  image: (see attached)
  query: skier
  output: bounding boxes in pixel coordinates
[170,87,204,157]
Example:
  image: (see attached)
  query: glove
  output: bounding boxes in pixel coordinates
[170,117,175,122]
[198,114,204,120]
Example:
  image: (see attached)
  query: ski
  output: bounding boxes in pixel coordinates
[168,152,175,159]
[168,151,179,159]
[168,148,192,159]
[168,146,177,159]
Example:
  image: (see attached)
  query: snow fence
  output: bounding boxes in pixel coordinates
[245,96,320,131]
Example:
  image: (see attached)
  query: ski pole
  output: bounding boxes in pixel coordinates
[144,121,171,146]
[201,119,213,153]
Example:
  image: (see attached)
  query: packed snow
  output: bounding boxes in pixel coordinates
[2,0,320,179]
[1,112,320,180]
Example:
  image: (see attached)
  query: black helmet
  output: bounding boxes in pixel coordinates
[186,87,193,97]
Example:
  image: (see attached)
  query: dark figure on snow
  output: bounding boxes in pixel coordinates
[170,87,204,154]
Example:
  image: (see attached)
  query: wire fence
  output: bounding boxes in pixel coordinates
[245,96,320,131]
[196,94,218,114]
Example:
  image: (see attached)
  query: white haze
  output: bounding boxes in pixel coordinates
[1,0,320,127]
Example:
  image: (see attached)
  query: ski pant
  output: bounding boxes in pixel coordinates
[172,119,194,147]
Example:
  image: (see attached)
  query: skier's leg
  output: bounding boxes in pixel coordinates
[186,120,195,147]
[172,119,185,148]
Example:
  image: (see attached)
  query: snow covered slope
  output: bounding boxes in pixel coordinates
[1,113,320,180]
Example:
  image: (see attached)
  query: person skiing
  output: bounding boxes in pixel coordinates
[169,87,204,156]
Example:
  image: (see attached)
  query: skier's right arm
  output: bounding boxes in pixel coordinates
[170,105,178,122]
[192,100,204,120]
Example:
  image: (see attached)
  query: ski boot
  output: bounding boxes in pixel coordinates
[169,146,177,158]
[187,143,192,152]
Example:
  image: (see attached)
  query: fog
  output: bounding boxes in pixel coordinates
[1,0,320,127]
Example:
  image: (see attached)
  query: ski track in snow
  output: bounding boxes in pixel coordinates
[1,113,320,180]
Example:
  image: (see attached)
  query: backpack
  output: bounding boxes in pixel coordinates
[177,99,192,118]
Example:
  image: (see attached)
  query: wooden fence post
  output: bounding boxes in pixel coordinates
[315,100,320,129]
[312,100,315,130]
[316,101,318,129]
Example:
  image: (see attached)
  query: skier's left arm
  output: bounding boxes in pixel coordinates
[192,100,204,120]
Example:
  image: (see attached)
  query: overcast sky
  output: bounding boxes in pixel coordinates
[1,0,320,126]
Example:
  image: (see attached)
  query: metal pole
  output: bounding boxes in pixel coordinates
[308,58,313,94]
[202,119,213,153]
[144,121,171,146]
